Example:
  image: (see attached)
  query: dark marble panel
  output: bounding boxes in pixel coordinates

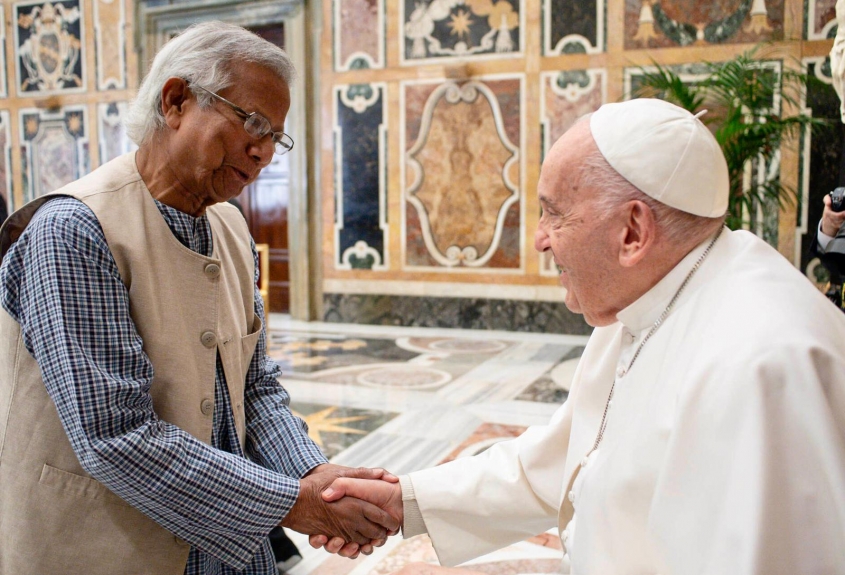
[403,0,520,61]
[546,0,600,54]
[287,402,398,459]
[801,59,841,278]
[268,334,419,374]
[323,293,593,335]
[336,84,385,269]
[16,0,85,94]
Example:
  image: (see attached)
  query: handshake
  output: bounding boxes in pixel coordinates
[281,464,405,558]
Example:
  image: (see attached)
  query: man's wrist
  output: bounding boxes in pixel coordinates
[819,220,837,251]
[821,220,840,237]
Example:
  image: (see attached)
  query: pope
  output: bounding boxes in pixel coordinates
[311,98,845,574]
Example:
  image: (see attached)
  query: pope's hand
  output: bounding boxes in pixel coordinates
[281,465,400,549]
[308,477,404,558]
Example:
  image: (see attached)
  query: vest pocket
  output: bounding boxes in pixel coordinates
[39,463,131,508]
[240,315,262,381]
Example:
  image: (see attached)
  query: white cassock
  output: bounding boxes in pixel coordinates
[402,229,845,574]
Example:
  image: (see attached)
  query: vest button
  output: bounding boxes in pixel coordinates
[204,263,221,278]
[201,398,213,416]
[201,331,217,348]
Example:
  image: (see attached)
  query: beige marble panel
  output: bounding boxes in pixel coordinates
[405,79,521,269]
[414,94,513,256]
[93,0,126,90]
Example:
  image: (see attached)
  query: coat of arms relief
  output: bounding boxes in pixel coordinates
[16,0,83,94]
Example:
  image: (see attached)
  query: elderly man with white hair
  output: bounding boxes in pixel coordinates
[0,21,398,575]
[312,98,845,574]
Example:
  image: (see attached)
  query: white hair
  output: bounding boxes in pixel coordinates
[578,137,725,248]
[126,21,296,146]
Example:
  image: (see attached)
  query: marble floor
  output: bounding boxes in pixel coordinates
[268,315,588,575]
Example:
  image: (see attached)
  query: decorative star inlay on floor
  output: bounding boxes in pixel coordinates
[291,406,369,448]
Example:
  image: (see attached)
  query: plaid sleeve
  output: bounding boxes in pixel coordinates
[243,239,328,477]
[8,199,301,569]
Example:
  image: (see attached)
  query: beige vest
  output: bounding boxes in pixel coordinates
[0,153,261,575]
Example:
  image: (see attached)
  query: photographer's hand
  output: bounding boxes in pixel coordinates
[822,193,845,237]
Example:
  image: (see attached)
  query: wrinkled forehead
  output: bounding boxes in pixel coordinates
[538,122,596,200]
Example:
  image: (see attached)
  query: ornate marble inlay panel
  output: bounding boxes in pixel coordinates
[807,0,837,40]
[334,83,388,270]
[14,0,85,95]
[20,105,88,202]
[543,0,605,55]
[402,0,522,63]
[403,78,522,270]
[625,0,783,49]
[539,69,606,275]
[0,6,7,98]
[334,0,384,70]
[98,101,135,164]
[0,112,12,212]
[93,0,127,90]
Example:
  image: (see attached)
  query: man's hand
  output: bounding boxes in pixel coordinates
[821,193,845,237]
[308,477,404,558]
[281,465,400,550]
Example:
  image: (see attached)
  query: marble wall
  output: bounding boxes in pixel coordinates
[0,0,136,213]
[0,0,839,332]
[321,0,840,332]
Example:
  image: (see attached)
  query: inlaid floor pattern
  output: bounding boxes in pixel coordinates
[269,315,588,575]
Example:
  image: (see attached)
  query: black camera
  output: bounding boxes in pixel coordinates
[831,187,845,212]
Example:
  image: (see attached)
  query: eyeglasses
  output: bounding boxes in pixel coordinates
[191,83,294,155]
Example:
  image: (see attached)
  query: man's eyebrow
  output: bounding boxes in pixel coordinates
[538,195,559,210]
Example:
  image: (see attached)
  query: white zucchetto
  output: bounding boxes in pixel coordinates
[590,98,729,218]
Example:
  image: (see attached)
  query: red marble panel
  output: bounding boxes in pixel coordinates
[336,0,381,69]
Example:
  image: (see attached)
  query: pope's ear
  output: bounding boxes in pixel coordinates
[618,200,655,268]
[160,77,191,129]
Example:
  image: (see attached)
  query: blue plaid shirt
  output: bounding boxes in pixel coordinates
[0,197,327,574]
